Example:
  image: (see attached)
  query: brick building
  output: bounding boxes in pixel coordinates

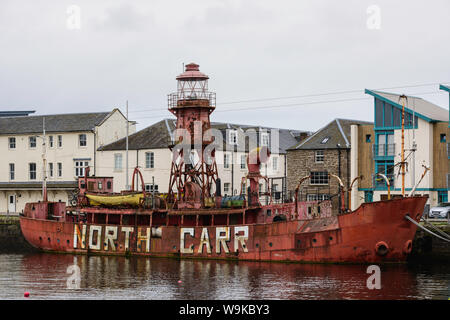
[287,118,371,213]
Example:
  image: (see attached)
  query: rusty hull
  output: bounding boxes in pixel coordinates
[19,196,427,263]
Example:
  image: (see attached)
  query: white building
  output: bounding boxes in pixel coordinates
[0,109,135,213]
[350,89,449,211]
[97,119,308,202]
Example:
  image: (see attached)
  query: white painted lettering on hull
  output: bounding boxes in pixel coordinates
[73,224,87,249]
[137,227,151,252]
[89,225,102,250]
[121,227,134,251]
[234,226,249,253]
[198,228,211,254]
[104,226,118,251]
[216,227,230,254]
[180,228,194,253]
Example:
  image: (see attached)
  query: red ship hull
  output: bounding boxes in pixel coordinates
[19,196,427,263]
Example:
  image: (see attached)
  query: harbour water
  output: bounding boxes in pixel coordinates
[0,253,449,300]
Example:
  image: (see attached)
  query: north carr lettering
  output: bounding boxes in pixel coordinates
[73,224,145,252]
[180,226,249,254]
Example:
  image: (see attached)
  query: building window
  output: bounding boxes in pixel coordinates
[224,183,230,194]
[272,156,278,171]
[29,163,36,180]
[29,136,36,148]
[240,155,246,169]
[374,161,394,188]
[98,181,103,190]
[364,191,373,203]
[261,132,269,147]
[441,134,446,143]
[438,190,448,203]
[58,135,62,148]
[75,161,89,177]
[366,134,371,143]
[145,152,154,168]
[310,171,328,185]
[9,163,14,180]
[49,163,54,178]
[49,136,54,148]
[376,133,395,157]
[315,150,324,163]
[307,194,329,201]
[114,154,123,170]
[145,184,159,192]
[57,163,62,177]
[8,137,16,149]
[224,153,230,169]
[320,137,330,144]
[79,134,87,147]
[229,130,237,145]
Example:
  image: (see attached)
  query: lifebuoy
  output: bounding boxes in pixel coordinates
[403,240,413,254]
[375,241,389,256]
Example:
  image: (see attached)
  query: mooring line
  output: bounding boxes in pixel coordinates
[405,215,450,243]
[422,219,450,240]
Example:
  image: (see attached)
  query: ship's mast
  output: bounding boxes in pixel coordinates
[400,94,407,197]
[42,117,47,202]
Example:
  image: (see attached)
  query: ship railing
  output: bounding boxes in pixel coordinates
[168,92,216,108]
[372,174,395,188]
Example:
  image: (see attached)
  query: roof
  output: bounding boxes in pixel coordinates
[289,118,372,150]
[0,112,111,135]
[98,118,310,154]
[0,111,35,117]
[0,181,77,190]
[440,84,450,93]
[365,89,448,122]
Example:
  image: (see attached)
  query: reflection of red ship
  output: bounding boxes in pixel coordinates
[20,63,427,263]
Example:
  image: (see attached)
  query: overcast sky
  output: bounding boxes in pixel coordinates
[1,0,449,132]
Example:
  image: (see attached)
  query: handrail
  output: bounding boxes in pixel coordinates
[348,175,363,210]
[376,173,390,199]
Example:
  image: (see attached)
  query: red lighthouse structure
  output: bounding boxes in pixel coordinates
[167,63,219,209]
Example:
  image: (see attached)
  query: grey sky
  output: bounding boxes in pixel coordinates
[1,0,449,132]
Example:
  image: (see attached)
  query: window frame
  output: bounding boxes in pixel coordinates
[145,152,154,169]
[310,171,329,185]
[260,132,269,147]
[223,153,230,169]
[49,162,54,178]
[79,134,87,147]
[9,163,15,180]
[29,163,37,180]
[240,154,246,170]
[114,154,123,171]
[272,156,278,171]
[229,130,238,145]
[29,136,37,149]
[57,162,62,177]
[315,150,324,163]
[75,161,89,177]
[8,137,16,149]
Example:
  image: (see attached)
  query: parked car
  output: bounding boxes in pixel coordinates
[429,202,450,219]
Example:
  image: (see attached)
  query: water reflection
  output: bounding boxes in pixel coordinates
[0,253,448,300]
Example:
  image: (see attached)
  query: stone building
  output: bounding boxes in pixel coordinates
[287,118,371,213]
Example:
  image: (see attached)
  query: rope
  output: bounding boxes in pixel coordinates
[422,219,450,240]
[405,215,450,243]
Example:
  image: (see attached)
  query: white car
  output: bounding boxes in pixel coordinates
[429,202,450,219]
